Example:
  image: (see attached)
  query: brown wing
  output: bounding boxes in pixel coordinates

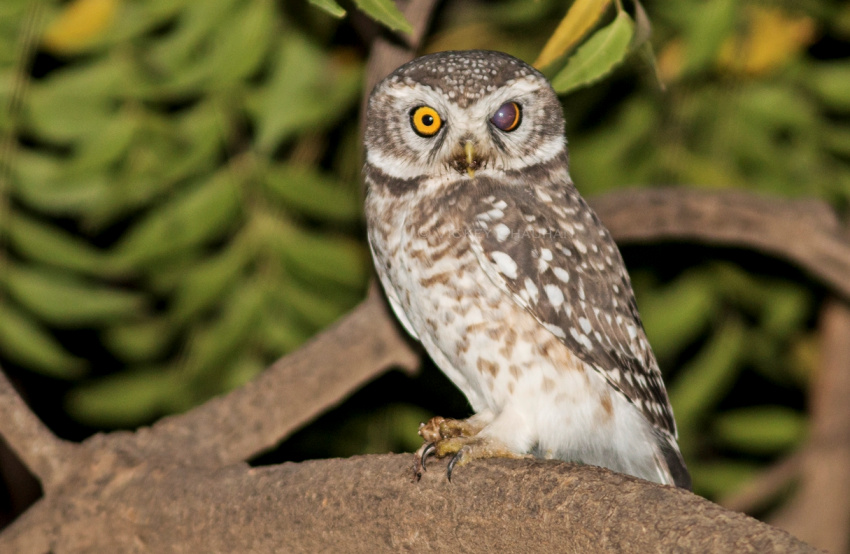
[461,176,677,437]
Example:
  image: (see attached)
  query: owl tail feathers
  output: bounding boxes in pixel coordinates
[654,429,692,490]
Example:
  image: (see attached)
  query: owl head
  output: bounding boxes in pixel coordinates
[364,50,567,182]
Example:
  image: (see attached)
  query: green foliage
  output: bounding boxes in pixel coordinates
[551,9,635,92]
[2,0,368,424]
[309,0,346,19]
[535,0,613,68]
[351,0,413,34]
[538,0,659,94]
[714,406,807,455]
[0,302,86,378]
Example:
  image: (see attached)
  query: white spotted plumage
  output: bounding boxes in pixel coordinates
[364,50,690,489]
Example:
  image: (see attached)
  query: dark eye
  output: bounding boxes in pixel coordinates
[410,105,443,137]
[490,101,521,132]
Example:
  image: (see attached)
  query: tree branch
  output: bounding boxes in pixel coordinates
[590,188,850,299]
[142,288,419,466]
[718,452,801,515]
[0,370,77,489]
[0,455,818,553]
[362,0,439,112]
[769,297,850,553]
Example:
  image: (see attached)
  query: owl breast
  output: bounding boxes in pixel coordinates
[365,173,662,476]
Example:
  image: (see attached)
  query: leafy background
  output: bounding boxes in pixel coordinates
[2,0,850,533]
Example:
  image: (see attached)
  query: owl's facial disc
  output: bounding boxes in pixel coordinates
[364,51,567,182]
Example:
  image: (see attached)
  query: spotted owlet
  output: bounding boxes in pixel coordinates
[363,50,690,489]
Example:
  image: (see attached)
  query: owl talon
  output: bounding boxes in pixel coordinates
[413,442,436,481]
[446,446,469,482]
[419,442,436,471]
[422,442,436,462]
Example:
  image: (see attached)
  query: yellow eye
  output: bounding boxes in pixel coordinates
[410,106,443,137]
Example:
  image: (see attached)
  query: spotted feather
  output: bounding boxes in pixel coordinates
[462,164,678,438]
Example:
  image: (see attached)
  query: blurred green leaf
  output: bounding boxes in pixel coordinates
[12,155,112,216]
[760,285,810,336]
[183,281,266,379]
[309,0,346,18]
[144,0,243,76]
[822,124,850,157]
[4,213,111,275]
[638,270,716,360]
[668,321,746,447]
[66,368,182,426]
[114,171,241,265]
[101,0,190,45]
[571,97,656,193]
[68,112,137,172]
[276,279,347,330]
[0,0,30,28]
[251,32,362,151]
[352,0,412,34]
[681,0,736,75]
[24,58,133,142]
[205,0,275,84]
[171,238,252,322]
[0,302,86,378]
[713,406,807,455]
[263,163,361,222]
[342,404,434,456]
[0,70,15,119]
[459,0,555,25]
[712,264,810,336]
[1,264,144,326]
[551,10,635,93]
[221,354,266,391]
[277,227,369,289]
[104,318,174,362]
[259,311,312,354]
[163,101,224,183]
[735,85,815,142]
[804,62,850,112]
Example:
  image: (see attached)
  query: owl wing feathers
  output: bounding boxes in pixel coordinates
[462,179,678,438]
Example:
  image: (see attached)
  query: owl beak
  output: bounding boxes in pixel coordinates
[464,141,476,178]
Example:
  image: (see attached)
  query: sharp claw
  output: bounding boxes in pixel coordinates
[422,442,436,465]
[446,447,467,482]
[413,442,437,482]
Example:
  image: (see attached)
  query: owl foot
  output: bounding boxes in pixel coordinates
[413,416,483,480]
[445,439,528,481]
[413,416,523,481]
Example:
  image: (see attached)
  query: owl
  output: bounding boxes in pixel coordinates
[363,50,690,489]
